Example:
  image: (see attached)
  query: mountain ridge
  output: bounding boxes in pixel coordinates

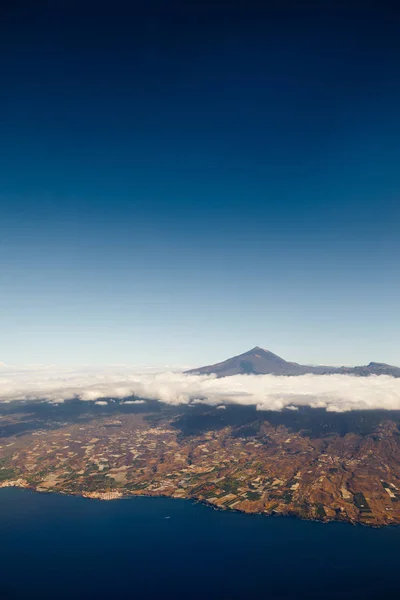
[185,347,400,378]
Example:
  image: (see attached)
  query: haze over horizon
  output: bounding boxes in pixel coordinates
[1,2,399,367]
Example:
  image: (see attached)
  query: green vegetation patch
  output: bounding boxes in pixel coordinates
[353,492,371,512]
[282,491,293,504]
[0,468,17,481]
[246,491,262,501]
[220,478,240,493]
[126,481,149,491]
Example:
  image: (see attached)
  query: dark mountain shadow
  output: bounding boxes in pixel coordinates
[171,404,400,439]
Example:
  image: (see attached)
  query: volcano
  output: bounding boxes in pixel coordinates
[186,347,400,378]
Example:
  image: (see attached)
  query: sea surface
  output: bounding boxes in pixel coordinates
[1,488,400,599]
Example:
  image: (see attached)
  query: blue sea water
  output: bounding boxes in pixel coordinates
[1,488,399,599]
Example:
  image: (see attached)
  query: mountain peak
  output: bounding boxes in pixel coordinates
[186,346,305,377]
[248,346,265,353]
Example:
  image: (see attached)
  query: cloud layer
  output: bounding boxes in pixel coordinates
[1,364,400,413]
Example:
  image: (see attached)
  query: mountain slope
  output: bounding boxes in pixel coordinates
[186,347,400,378]
[186,346,308,377]
[338,362,400,378]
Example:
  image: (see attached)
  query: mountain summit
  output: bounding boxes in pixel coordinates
[186,347,400,378]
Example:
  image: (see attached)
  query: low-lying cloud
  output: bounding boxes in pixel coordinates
[1,364,400,412]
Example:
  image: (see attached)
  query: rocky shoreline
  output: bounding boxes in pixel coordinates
[0,478,389,528]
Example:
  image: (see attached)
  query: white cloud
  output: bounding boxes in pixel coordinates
[0,364,400,412]
[123,400,146,405]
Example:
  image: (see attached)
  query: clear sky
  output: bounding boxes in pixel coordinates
[1,1,399,367]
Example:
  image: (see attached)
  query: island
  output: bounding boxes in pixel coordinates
[1,400,400,526]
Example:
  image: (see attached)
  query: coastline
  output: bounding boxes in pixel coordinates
[0,478,387,528]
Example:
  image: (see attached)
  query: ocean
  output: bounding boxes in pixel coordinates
[1,487,399,599]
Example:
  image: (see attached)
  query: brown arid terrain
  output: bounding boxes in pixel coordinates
[1,400,400,526]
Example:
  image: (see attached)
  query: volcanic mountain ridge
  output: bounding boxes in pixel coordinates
[185,346,400,378]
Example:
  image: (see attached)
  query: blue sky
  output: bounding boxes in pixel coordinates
[1,2,399,366]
